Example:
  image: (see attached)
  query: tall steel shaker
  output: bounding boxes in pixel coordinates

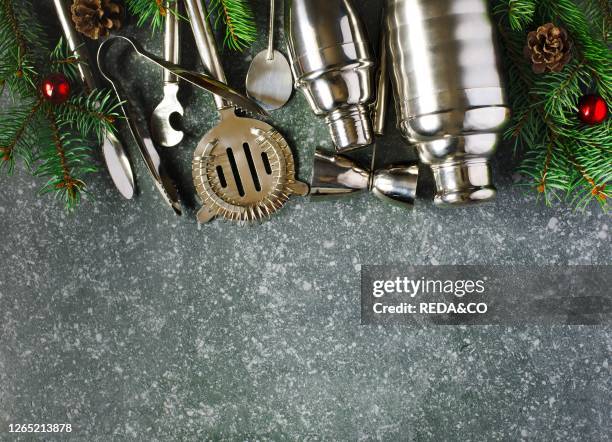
[285,0,375,152]
[385,0,510,205]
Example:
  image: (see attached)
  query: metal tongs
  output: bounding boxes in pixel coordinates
[97,36,267,215]
[97,36,267,117]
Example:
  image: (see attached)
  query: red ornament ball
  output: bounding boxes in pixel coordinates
[578,94,608,125]
[40,73,71,104]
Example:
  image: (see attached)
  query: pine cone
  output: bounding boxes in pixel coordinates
[71,0,123,40]
[524,23,572,74]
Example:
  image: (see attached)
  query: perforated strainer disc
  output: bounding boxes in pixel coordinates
[192,110,308,224]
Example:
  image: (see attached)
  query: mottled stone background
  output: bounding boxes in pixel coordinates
[0,1,610,440]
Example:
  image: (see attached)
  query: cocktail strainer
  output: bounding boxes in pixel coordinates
[192,112,307,223]
[185,0,307,224]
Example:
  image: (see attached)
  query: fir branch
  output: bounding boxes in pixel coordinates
[494,0,610,211]
[581,0,611,42]
[35,108,97,211]
[125,0,257,50]
[518,139,573,203]
[1,1,109,211]
[539,115,609,208]
[0,0,122,211]
[496,0,536,31]
[55,89,123,142]
[125,0,172,31]
[0,0,46,90]
[536,134,556,194]
[540,0,611,81]
[208,0,257,51]
[1,0,27,78]
[0,98,41,173]
[125,0,256,50]
[564,145,608,208]
[532,60,590,122]
[49,38,82,83]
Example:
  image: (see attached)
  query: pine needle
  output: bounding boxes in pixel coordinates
[125,0,174,31]
[1,0,121,211]
[209,0,257,51]
[494,0,610,211]
[125,0,256,50]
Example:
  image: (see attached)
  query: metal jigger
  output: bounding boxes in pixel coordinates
[310,150,418,207]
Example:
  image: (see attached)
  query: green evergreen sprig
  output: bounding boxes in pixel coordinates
[0,0,122,211]
[0,0,43,94]
[49,37,82,83]
[0,98,41,173]
[208,0,257,51]
[35,110,96,209]
[494,0,611,211]
[125,0,175,30]
[125,0,256,51]
[57,89,123,142]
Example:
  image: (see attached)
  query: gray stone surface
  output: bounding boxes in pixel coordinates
[0,1,610,441]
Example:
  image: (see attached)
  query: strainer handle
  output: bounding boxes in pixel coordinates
[184,0,228,110]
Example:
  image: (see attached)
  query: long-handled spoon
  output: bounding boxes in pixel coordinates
[245,0,293,111]
[53,0,135,200]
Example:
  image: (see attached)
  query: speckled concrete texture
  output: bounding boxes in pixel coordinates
[0,1,610,440]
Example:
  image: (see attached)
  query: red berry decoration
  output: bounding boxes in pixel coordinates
[40,73,71,105]
[578,94,608,125]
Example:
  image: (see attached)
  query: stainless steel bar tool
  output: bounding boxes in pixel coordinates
[185,0,307,224]
[97,37,182,215]
[372,26,389,136]
[285,0,375,152]
[245,0,293,110]
[151,1,185,147]
[99,36,266,116]
[184,0,227,111]
[385,0,511,206]
[311,150,418,208]
[53,0,135,200]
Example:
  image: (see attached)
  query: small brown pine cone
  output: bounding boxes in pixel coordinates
[71,0,124,40]
[523,23,572,74]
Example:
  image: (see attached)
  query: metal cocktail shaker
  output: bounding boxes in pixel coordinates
[285,0,375,152]
[385,0,510,205]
